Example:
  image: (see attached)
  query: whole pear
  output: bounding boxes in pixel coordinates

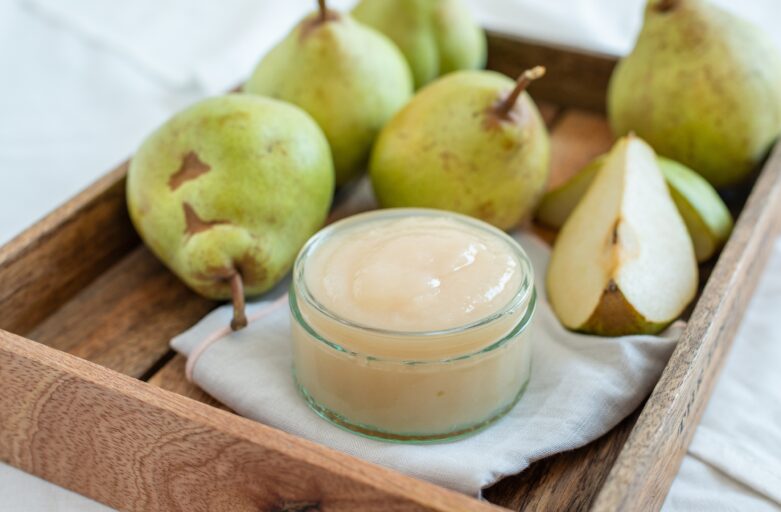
[245,1,413,186]
[127,94,334,329]
[370,67,550,230]
[353,0,487,88]
[608,0,781,187]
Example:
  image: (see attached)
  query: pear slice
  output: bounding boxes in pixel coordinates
[546,136,698,336]
[536,155,733,262]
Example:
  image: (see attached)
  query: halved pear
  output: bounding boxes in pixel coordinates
[546,136,698,336]
[536,155,733,262]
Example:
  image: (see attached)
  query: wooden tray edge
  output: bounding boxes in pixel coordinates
[0,328,501,511]
[593,143,781,511]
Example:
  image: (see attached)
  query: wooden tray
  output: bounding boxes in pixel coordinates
[2,33,781,512]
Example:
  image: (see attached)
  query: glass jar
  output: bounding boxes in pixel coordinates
[289,209,536,443]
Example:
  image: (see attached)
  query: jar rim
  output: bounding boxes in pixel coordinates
[292,208,535,338]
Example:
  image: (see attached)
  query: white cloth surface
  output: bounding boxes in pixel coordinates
[171,183,681,495]
[1,0,781,509]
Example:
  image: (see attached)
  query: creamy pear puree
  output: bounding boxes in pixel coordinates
[289,209,536,442]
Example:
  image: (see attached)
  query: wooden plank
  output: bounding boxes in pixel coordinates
[593,143,781,511]
[0,329,501,512]
[27,246,216,379]
[487,32,616,113]
[547,110,614,190]
[0,162,137,335]
[147,354,229,410]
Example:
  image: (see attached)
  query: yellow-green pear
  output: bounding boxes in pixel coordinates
[370,67,550,230]
[353,0,487,88]
[547,136,698,336]
[127,94,334,330]
[536,154,733,262]
[245,1,413,185]
[608,0,781,187]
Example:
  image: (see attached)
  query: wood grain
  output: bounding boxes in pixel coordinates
[147,354,229,410]
[593,143,781,511]
[0,329,501,512]
[27,246,216,379]
[487,32,616,113]
[0,162,137,335]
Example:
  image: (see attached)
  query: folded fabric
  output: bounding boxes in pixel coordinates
[22,0,345,93]
[171,186,681,494]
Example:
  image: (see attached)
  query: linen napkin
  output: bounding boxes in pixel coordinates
[171,182,682,495]
[22,0,353,94]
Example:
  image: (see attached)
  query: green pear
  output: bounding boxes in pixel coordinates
[536,154,733,262]
[370,67,550,230]
[245,1,413,186]
[127,94,334,329]
[608,0,781,187]
[353,0,487,88]
[547,136,698,336]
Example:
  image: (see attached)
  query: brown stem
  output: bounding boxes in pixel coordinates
[494,66,546,118]
[318,0,327,22]
[230,272,247,331]
[654,0,680,12]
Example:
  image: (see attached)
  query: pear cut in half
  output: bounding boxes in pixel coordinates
[546,136,698,336]
[536,155,733,263]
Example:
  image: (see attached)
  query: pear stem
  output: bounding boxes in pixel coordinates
[495,66,546,118]
[230,272,248,331]
[318,0,327,22]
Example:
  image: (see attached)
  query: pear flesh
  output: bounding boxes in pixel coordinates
[608,0,781,187]
[353,0,487,88]
[546,136,698,336]
[127,94,334,328]
[536,155,733,262]
[370,69,550,231]
[246,6,413,185]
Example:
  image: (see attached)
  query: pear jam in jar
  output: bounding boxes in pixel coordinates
[289,209,535,442]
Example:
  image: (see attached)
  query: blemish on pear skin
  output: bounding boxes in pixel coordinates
[477,201,496,221]
[169,151,211,191]
[182,202,228,235]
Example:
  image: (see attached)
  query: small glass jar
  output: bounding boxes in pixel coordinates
[289,209,536,443]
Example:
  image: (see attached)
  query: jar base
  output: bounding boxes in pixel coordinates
[294,373,530,444]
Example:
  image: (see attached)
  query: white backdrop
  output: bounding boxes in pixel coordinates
[1,1,780,510]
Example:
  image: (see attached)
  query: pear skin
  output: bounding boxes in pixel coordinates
[608,0,781,187]
[353,0,486,88]
[370,68,550,230]
[246,3,412,185]
[579,280,669,336]
[127,94,334,329]
[536,156,605,229]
